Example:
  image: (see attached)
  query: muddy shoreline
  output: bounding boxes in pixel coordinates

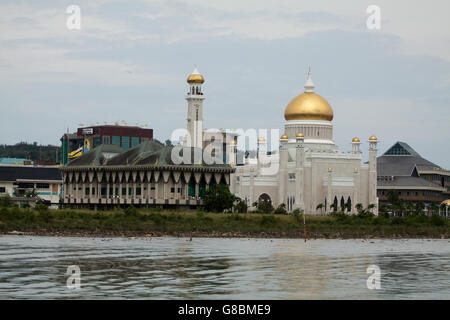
[1,229,447,239]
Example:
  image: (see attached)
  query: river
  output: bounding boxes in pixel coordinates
[0,235,449,299]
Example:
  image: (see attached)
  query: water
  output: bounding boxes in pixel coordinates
[0,235,449,299]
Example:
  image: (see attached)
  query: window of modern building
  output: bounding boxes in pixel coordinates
[36,183,49,189]
[112,136,121,147]
[93,137,101,147]
[415,192,419,196]
[0,187,5,193]
[122,136,130,149]
[131,137,140,148]
[103,136,111,144]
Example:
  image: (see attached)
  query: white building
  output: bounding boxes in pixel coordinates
[231,71,379,214]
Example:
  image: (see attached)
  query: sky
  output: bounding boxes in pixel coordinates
[0,0,449,168]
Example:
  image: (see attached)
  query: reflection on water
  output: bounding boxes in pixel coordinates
[0,236,449,299]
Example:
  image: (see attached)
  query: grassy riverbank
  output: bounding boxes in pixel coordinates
[0,206,449,239]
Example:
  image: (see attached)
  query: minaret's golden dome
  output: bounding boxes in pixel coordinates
[280,134,288,139]
[296,132,304,138]
[284,71,333,121]
[369,135,378,141]
[352,137,360,143]
[187,68,204,84]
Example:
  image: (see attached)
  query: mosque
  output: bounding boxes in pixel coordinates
[184,68,379,215]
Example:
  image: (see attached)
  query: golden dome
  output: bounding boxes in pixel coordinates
[258,137,265,142]
[296,132,304,138]
[369,135,378,141]
[187,68,204,84]
[352,137,360,143]
[280,134,288,140]
[442,199,450,206]
[284,92,333,121]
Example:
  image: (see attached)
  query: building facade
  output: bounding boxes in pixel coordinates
[377,141,450,205]
[61,125,153,165]
[231,72,379,215]
[0,165,62,208]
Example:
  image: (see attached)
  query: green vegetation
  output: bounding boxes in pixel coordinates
[0,203,448,239]
[0,142,60,164]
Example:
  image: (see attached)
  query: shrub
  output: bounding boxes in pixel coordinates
[274,203,287,214]
[234,199,248,213]
[0,195,12,207]
[256,201,274,214]
[35,203,48,213]
[259,214,279,227]
[124,205,138,217]
[430,214,445,227]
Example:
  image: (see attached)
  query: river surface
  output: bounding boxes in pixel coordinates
[0,235,449,299]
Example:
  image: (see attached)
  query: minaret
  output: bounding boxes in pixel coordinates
[368,135,378,215]
[351,137,361,153]
[186,68,205,149]
[278,134,288,208]
[295,132,305,211]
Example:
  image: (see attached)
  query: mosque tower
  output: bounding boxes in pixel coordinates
[185,68,205,149]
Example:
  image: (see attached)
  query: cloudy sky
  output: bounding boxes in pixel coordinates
[0,0,449,167]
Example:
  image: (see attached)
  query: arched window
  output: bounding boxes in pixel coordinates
[333,196,338,212]
[346,196,352,212]
[340,196,345,212]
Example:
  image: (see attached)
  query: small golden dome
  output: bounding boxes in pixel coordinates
[258,137,265,142]
[328,167,332,172]
[187,68,204,84]
[352,137,360,143]
[296,132,304,138]
[231,140,237,145]
[280,134,288,140]
[369,135,378,141]
[284,92,333,121]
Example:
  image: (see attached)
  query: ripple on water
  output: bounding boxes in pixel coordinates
[0,236,449,299]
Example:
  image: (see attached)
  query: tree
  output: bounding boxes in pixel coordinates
[164,139,173,147]
[25,189,38,198]
[203,184,234,213]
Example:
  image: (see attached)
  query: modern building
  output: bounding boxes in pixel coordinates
[60,71,235,209]
[377,141,450,205]
[231,71,379,215]
[0,165,63,208]
[60,125,153,165]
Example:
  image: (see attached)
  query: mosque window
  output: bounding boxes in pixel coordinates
[288,173,296,180]
[196,108,199,121]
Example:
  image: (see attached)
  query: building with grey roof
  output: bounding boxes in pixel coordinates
[377,142,450,205]
[60,140,235,209]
